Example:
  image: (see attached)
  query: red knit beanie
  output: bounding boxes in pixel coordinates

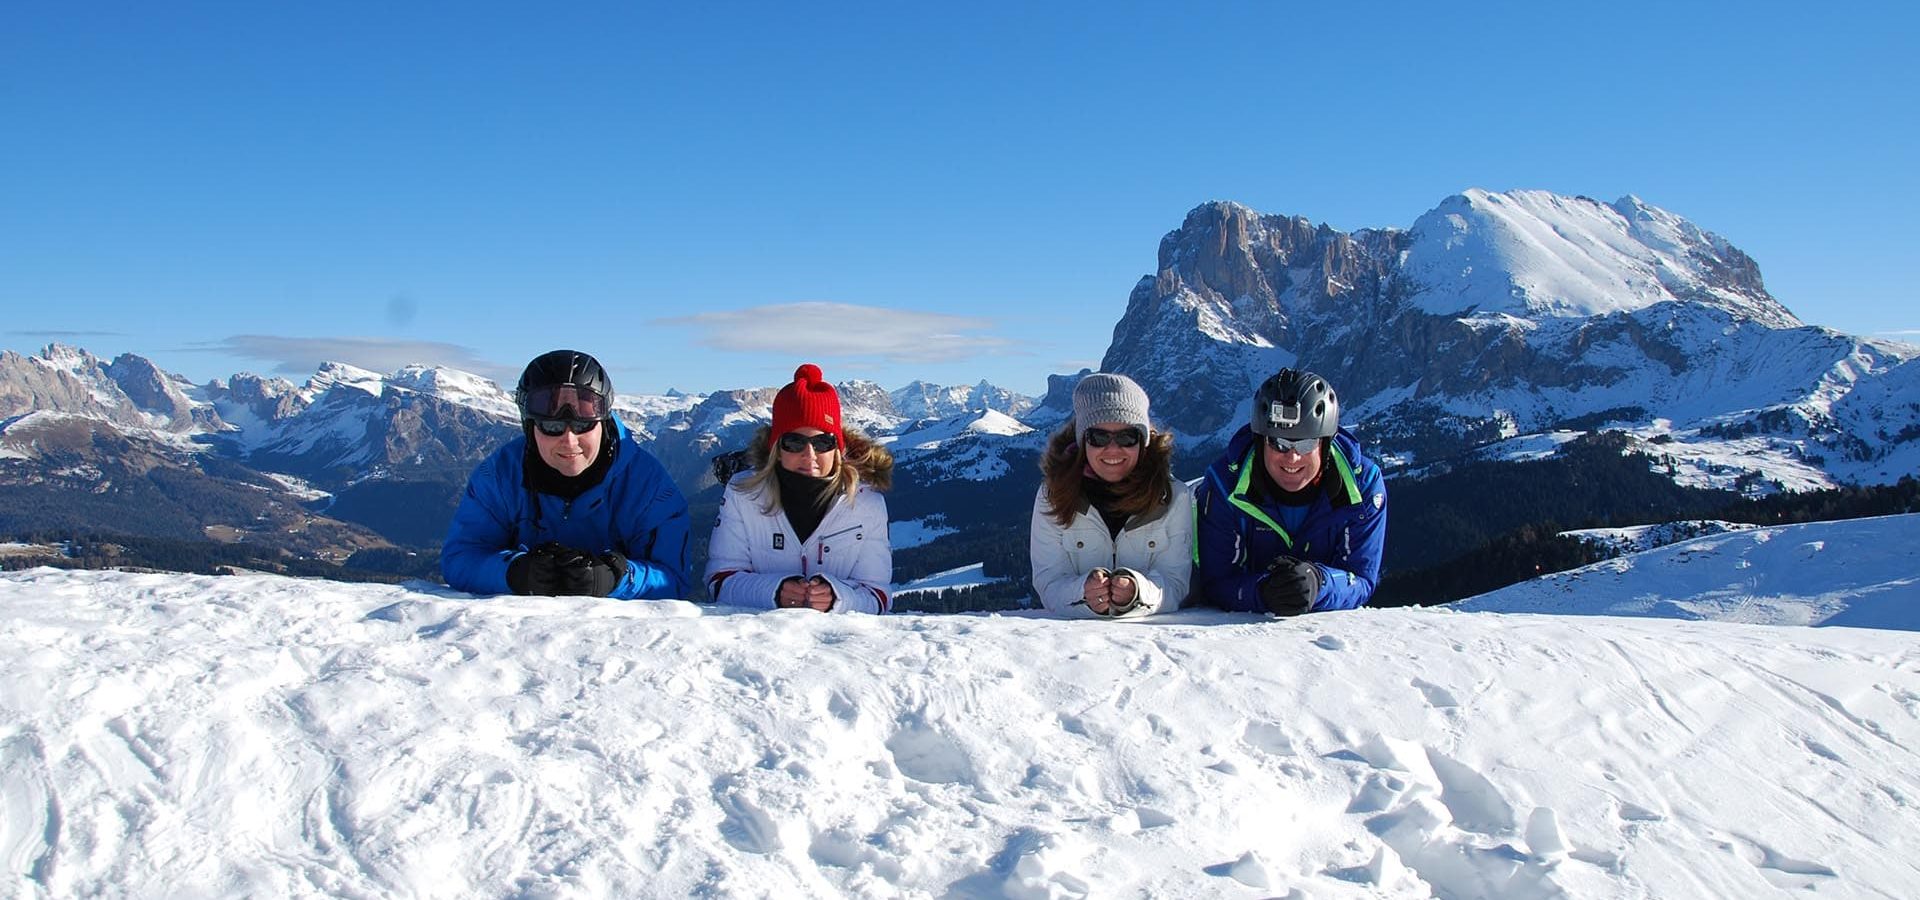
[769,363,844,451]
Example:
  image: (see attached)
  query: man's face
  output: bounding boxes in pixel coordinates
[534,420,602,477]
[1261,436,1322,494]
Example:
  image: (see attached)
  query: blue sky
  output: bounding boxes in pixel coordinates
[4,2,1914,397]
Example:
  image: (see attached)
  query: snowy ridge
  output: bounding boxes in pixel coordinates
[4,536,1919,896]
[1459,513,1920,629]
[1401,190,1792,325]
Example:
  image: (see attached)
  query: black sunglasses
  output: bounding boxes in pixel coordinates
[1265,434,1320,455]
[1084,427,1143,448]
[533,417,600,437]
[778,432,839,454]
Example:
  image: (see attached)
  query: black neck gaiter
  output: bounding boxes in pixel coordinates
[775,466,838,544]
[523,424,617,501]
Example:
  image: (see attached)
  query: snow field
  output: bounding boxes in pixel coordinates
[2,568,1919,898]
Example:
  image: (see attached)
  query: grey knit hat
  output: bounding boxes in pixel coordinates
[1073,373,1152,445]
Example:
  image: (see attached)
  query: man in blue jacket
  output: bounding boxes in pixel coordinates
[1195,368,1387,615]
[442,349,691,599]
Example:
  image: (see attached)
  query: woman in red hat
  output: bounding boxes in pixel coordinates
[704,364,896,612]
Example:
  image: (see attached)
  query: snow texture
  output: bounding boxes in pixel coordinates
[5,513,1920,898]
[1460,513,1920,630]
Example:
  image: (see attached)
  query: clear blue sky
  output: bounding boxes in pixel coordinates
[5,2,1914,397]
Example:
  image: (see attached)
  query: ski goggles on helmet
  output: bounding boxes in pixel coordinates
[532,417,600,437]
[1264,434,1321,455]
[1083,427,1143,449]
[778,431,840,454]
[520,384,610,421]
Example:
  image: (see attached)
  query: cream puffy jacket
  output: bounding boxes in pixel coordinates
[1029,482,1193,618]
[704,474,892,613]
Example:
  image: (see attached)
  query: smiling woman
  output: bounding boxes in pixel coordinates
[1029,373,1191,619]
[704,364,896,614]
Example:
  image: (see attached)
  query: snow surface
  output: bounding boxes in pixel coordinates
[1398,190,1793,326]
[6,515,1920,898]
[1460,513,1920,630]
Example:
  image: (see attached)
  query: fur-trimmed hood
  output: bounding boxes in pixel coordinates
[745,425,894,491]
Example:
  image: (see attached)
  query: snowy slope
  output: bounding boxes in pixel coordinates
[1400,190,1791,325]
[6,538,1919,897]
[1458,513,1920,630]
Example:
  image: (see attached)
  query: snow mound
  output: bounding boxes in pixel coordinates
[1459,513,1920,629]
[5,558,1919,897]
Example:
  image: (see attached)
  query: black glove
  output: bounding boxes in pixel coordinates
[555,549,626,597]
[506,544,567,596]
[1259,557,1321,616]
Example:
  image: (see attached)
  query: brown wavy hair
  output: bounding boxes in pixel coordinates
[1039,422,1176,528]
[737,425,894,514]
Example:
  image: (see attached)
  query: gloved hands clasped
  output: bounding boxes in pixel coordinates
[1259,556,1321,616]
[507,543,628,597]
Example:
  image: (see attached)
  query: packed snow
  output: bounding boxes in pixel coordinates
[5,513,1920,898]
[1460,513,1920,630]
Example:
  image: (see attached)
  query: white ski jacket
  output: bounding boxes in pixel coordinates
[1029,482,1193,618]
[704,474,892,613]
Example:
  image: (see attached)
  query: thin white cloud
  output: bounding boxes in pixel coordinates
[654,302,1015,363]
[190,335,516,382]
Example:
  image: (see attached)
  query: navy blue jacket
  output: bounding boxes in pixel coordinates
[1194,426,1387,612]
[441,417,692,599]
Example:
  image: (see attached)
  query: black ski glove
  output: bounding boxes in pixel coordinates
[507,544,567,596]
[1259,557,1321,617]
[556,549,627,597]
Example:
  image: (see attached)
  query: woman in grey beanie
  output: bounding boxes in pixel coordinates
[1028,373,1193,617]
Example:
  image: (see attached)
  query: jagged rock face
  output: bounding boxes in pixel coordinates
[836,379,900,421]
[242,384,518,480]
[890,380,1037,420]
[1100,202,1407,437]
[1099,193,1837,458]
[105,354,213,432]
[0,349,120,421]
[208,373,309,424]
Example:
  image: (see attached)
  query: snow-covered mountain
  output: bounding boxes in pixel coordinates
[891,379,1037,420]
[1101,191,1918,487]
[3,189,1916,588]
[4,511,1917,896]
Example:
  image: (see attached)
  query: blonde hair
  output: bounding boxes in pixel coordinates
[737,425,894,514]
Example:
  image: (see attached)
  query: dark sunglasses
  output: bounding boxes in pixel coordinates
[1084,427,1143,449]
[533,417,600,437]
[1265,434,1320,455]
[520,385,610,420]
[778,432,839,454]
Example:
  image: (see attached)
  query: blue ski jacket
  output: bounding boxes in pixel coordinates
[1193,426,1388,613]
[441,417,692,599]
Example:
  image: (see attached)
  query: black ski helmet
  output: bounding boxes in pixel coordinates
[1251,368,1338,441]
[515,350,614,422]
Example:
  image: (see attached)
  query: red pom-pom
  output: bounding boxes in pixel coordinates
[794,363,823,384]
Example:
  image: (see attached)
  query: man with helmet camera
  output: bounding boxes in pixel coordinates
[1194,368,1388,615]
[441,349,692,599]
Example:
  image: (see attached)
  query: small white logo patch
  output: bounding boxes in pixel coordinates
[1372,492,1385,509]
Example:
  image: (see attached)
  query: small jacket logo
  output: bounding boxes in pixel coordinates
[773,533,785,550]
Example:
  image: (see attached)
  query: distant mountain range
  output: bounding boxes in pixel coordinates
[4,189,1914,595]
